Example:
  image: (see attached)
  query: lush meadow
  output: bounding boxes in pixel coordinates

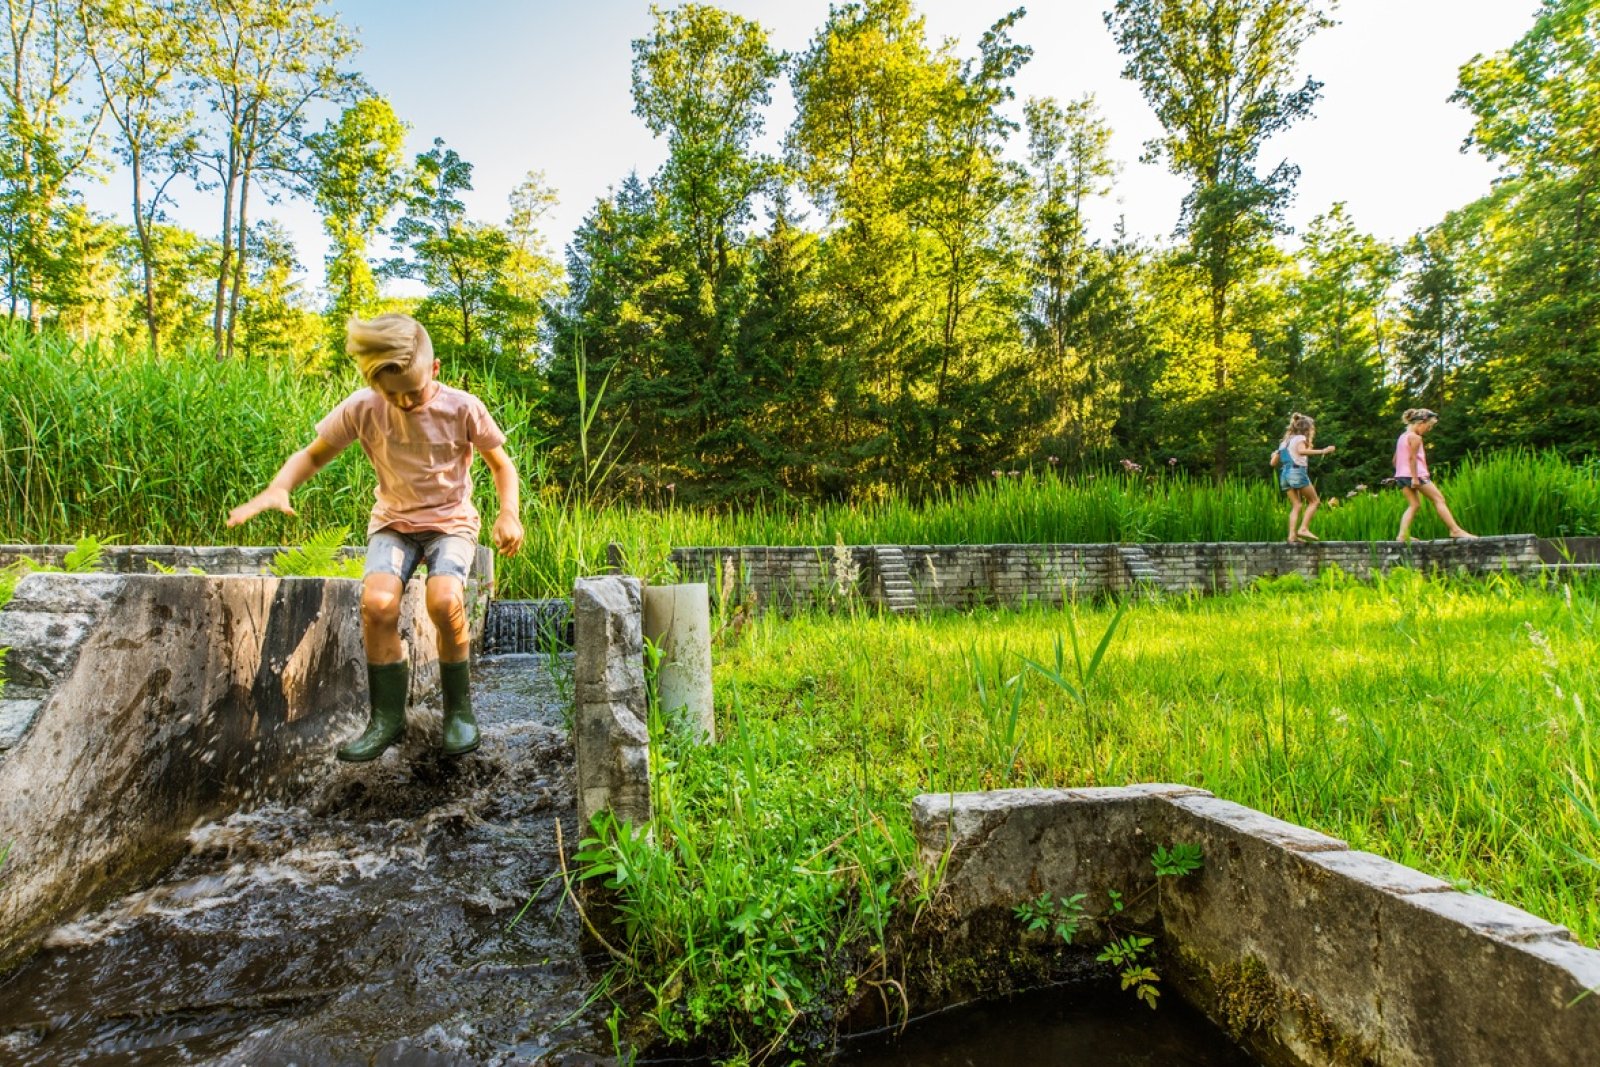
[582,572,1600,1057]
[3,333,1598,599]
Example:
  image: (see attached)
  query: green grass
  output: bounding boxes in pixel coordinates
[3,328,1598,598]
[585,572,1600,1058]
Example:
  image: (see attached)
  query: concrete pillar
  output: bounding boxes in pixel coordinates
[572,576,651,832]
[642,583,715,743]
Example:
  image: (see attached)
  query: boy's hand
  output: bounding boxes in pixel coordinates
[227,487,295,528]
[492,511,524,557]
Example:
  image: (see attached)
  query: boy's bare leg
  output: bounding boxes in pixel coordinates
[361,574,406,664]
[425,576,471,663]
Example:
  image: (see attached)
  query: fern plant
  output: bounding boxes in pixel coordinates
[269,526,363,579]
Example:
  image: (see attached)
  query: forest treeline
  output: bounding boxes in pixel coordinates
[4,0,1597,499]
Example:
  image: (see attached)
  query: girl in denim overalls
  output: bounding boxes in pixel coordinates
[1274,412,1335,543]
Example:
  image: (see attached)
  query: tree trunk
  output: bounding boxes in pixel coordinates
[226,161,253,360]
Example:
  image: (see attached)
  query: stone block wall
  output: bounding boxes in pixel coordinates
[913,786,1600,1067]
[668,537,1540,614]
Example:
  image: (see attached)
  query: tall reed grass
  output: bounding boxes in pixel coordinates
[1,327,1595,597]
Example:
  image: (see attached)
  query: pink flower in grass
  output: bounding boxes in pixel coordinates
[1120,458,1142,474]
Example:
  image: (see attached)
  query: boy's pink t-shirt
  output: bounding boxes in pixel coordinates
[315,384,507,538]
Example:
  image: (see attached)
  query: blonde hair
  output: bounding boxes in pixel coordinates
[1282,411,1315,444]
[346,313,433,383]
[1402,407,1438,425]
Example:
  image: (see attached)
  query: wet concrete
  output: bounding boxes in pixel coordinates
[0,656,613,1066]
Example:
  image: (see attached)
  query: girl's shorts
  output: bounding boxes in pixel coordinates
[1282,466,1311,491]
[1393,476,1431,489]
[364,529,477,583]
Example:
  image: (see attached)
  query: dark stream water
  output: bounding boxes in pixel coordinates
[0,655,613,1066]
[836,982,1256,1067]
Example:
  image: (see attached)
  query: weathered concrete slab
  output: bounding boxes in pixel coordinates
[911,785,1600,1067]
[0,573,443,970]
[913,785,1210,930]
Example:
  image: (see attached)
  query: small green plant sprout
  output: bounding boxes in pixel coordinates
[1098,935,1160,1008]
[61,534,112,573]
[1152,842,1204,877]
[1014,891,1088,944]
[269,526,363,579]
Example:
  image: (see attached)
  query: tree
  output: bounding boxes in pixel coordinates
[631,3,780,285]
[1281,202,1399,485]
[385,138,512,360]
[1453,0,1600,455]
[1105,0,1332,478]
[493,169,563,366]
[191,0,356,358]
[233,218,321,361]
[0,0,105,327]
[307,95,408,337]
[627,4,780,493]
[81,0,196,354]
[1022,94,1124,457]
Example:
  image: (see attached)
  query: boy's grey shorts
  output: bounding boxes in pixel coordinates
[364,530,477,584]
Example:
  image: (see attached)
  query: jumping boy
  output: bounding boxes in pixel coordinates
[227,313,523,761]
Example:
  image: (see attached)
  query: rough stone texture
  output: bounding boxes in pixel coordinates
[572,576,650,832]
[668,537,1540,614]
[0,543,494,649]
[913,785,1209,931]
[0,573,444,969]
[912,785,1600,1067]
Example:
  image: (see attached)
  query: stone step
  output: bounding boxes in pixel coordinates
[871,545,919,615]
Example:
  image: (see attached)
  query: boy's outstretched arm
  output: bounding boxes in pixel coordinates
[480,445,523,557]
[227,437,342,528]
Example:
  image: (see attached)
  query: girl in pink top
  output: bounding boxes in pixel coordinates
[228,314,524,762]
[1393,408,1474,542]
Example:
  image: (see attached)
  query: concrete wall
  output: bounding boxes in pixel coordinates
[0,572,443,970]
[668,537,1541,613]
[913,786,1600,1067]
[0,543,494,647]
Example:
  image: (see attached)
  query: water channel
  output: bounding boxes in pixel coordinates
[0,648,1256,1066]
[0,655,612,1065]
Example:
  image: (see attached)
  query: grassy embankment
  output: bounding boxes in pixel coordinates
[2,330,1598,598]
[580,572,1600,1059]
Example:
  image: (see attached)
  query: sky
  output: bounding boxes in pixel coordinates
[82,0,1543,297]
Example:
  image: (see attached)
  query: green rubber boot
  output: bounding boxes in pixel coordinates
[337,660,409,762]
[440,659,480,756]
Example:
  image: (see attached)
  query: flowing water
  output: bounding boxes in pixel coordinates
[482,602,572,656]
[0,655,613,1066]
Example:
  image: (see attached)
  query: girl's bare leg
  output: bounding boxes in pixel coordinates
[1422,483,1474,538]
[1287,490,1303,542]
[1299,484,1321,537]
[1397,488,1421,542]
